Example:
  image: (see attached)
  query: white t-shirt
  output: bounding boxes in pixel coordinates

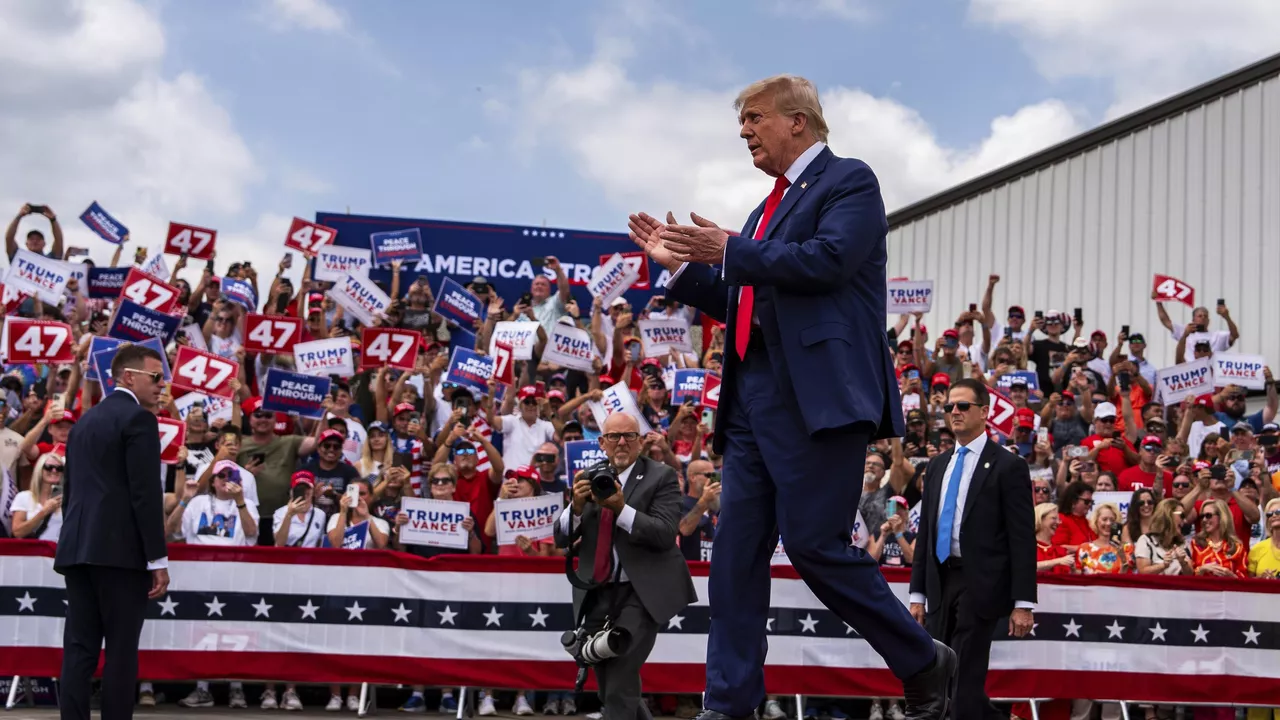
[329,415,367,466]
[191,461,259,509]
[326,514,390,549]
[181,494,258,546]
[1133,535,1186,575]
[209,330,243,360]
[10,491,61,541]
[1187,420,1226,459]
[1172,328,1232,362]
[498,414,556,468]
[271,505,327,548]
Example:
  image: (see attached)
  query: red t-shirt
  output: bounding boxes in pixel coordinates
[1051,513,1097,548]
[1116,465,1173,495]
[1081,434,1136,474]
[1037,542,1072,575]
[453,470,496,545]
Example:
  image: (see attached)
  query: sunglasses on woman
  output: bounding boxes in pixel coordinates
[429,477,454,486]
[1266,509,1280,519]
[45,465,64,474]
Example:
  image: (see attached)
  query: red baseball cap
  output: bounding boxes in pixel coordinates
[517,386,539,400]
[898,339,913,351]
[52,410,77,425]
[1140,435,1163,449]
[931,373,951,388]
[393,402,416,416]
[1194,394,1216,410]
[319,429,345,444]
[291,470,315,488]
[1091,330,1107,341]
[896,363,919,379]
[504,465,542,484]
[1015,407,1036,429]
[242,396,264,414]
[942,329,960,340]
[599,374,615,386]
[547,389,566,401]
[1061,390,1076,401]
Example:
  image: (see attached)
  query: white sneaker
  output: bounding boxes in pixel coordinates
[261,690,279,710]
[560,698,576,715]
[869,702,884,720]
[478,696,497,716]
[763,700,786,720]
[229,686,248,709]
[178,689,214,708]
[283,690,303,711]
[586,713,603,720]
[514,696,535,716]
[887,701,905,720]
[326,695,344,712]
[347,696,360,713]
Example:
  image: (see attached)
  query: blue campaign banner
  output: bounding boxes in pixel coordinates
[995,370,1040,392]
[261,368,331,419]
[108,299,180,344]
[86,267,128,299]
[91,337,168,392]
[79,201,128,245]
[369,227,423,268]
[315,212,663,310]
[564,440,607,478]
[342,521,369,550]
[444,347,494,394]
[84,336,123,383]
[672,369,708,404]
[220,277,257,312]
[433,277,487,327]
[139,337,173,382]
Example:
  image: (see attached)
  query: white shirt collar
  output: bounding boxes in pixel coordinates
[783,141,827,187]
[114,388,140,405]
[956,432,987,458]
[614,461,638,485]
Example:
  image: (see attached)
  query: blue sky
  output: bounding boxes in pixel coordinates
[2,0,1278,285]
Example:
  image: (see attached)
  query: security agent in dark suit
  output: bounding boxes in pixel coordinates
[554,412,696,719]
[55,343,171,720]
[909,378,1037,720]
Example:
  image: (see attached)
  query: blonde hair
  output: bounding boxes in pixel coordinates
[1034,502,1058,535]
[1089,502,1122,537]
[734,75,829,143]
[358,428,394,478]
[30,453,63,500]
[1265,498,1280,539]
[428,463,457,483]
[1195,498,1242,553]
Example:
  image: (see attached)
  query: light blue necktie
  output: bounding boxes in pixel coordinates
[936,447,969,564]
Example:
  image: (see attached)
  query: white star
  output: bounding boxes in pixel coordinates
[765,618,774,632]
[392,603,412,624]
[1105,620,1125,639]
[1191,624,1210,643]
[667,615,685,630]
[251,598,273,618]
[299,599,319,620]
[1029,623,1039,637]
[15,592,36,612]
[845,623,855,635]
[1063,618,1082,638]
[205,596,225,617]
[558,232,565,238]
[158,597,179,616]
[522,229,529,236]
[346,601,366,622]
[438,605,457,626]
[528,607,549,628]
[1149,623,1168,642]
[1243,626,1261,645]
[799,613,819,634]
[483,606,504,627]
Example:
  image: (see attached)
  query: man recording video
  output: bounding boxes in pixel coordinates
[554,413,695,718]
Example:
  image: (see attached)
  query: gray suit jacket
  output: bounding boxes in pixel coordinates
[553,455,696,626]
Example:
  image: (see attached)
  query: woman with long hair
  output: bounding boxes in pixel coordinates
[1051,481,1097,553]
[1076,503,1131,574]
[1247,498,1280,579]
[1191,498,1248,578]
[1121,488,1157,544]
[360,421,394,481]
[9,453,64,540]
[1034,503,1075,574]
[1133,499,1192,575]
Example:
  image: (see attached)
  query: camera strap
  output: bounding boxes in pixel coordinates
[564,512,604,592]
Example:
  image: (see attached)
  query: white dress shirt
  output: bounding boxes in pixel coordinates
[114,388,169,571]
[558,461,640,583]
[908,433,1034,611]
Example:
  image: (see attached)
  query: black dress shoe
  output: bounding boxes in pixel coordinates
[693,710,757,720]
[902,639,957,720]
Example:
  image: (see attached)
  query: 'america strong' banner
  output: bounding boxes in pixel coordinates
[0,541,1277,704]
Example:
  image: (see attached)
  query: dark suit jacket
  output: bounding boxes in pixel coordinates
[54,390,166,572]
[665,146,904,452]
[553,455,696,626]
[908,439,1037,619]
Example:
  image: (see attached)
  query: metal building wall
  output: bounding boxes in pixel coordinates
[887,73,1280,370]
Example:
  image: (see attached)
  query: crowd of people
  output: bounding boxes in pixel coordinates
[1,204,1278,720]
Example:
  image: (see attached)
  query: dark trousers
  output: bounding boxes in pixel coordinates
[926,561,1001,720]
[581,583,658,720]
[704,343,936,716]
[60,565,151,720]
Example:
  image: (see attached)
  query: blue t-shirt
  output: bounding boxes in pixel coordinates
[1214,409,1264,433]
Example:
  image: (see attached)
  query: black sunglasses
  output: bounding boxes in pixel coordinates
[1173,482,1191,489]
[1265,509,1280,519]
[429,477,454,485]
[44,465,64,474]
[533,453,556,464]
[320,442,343,451]
[942,402,978,413]
[253,411,274,419]
[122,368,164,383]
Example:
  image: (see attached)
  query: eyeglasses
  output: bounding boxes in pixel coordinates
[521,399,539,406]
[1095,417,1116,423]
[1201,512,1219,519]
[1141,446,1161,452]
[253,411,274,420]
[1137,499,1155,507]
[942,402,977,413]
[601,432,641,443]
[1265,509,1280,519]
[1033,486,1051,494]
[533,453,556,464]
[1080,498,1094,507]
[1172,482,1191,489]
[215,316,233,324]
[320,442,343,452]
[122,368,164,383]
[44,465,64,474]
[429,477,454,485]
[215,472,231,480]
[453,447,477,456]
[1225,395,1245,402]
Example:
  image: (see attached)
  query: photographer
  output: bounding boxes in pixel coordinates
[552,413,696,718]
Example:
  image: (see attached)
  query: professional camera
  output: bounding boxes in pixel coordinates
[589,464,619,501]
[561,624,633,692]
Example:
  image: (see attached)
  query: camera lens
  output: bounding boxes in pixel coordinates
[589,466,618,500]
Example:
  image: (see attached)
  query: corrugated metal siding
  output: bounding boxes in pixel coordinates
[886,74,1280,370]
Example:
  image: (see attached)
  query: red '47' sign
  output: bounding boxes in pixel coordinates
[1152,274,1196,308]
[700,373,722,410]
[599,251,650,290]
[172,346,238,399]
[244,314,303,355]
[121,268,181,314]
[157,417,187,464]
[985,389,1017,437]
[492,342,515,385]
[165,222,217,260]
[284,217,338,256]
[4,318,74,364]
[360,327,421,371]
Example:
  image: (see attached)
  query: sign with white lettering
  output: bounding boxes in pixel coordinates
[638,318,693,358]
[121,268,180,314]
[985,389,1017,437]
[491,341,515,386]
[157,418,186,465]
[328,273,390,326]
[261,368,331,419]
[4,318,74,365]
[5,249,71,305]
[493,494,563,546]
[1157,358,1214,405]
[700,373,722,410]
[886,279,934,314]
[361,327,420,371]
[399,497,471,549]
[292,337,354,378]
[1211,353,1267,390]
[284,217,337,256]
[314,245,372,283]
[433,277,487,327]
[370,228,423,268]
[599,251,651,291]
[107,299,180,344]
[79,201,128,244]
[541,323,595,372]
[220,277,257,312]
[87,267,129,299]
[672,369,708,405]
[172,346,238,399]
[587,253,639,305]
[83,336,123,383]
[165,222,217,260]
[1152,274,1195,308]
[444,347,494,393]
[244,314,303,355]
[564,440,608,478]
[488,321,539,361]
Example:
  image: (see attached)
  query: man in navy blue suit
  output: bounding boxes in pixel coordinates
[628,75,955,720]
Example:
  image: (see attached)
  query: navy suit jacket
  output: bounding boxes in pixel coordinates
[666,147,904,452]
[54,390,166,572]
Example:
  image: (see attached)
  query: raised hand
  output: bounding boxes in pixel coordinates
[627,212,679,271]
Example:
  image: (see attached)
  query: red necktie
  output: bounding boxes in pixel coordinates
[592,507,615,583]
[735,175,791,360]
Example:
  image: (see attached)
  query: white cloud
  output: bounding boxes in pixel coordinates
[969,0,1280,116]
[261,0,345,33]
[513,53,1082,229]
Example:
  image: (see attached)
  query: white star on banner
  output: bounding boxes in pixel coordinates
[1105,621,1125,639]
[392,604,412,624]
[765,618,774,632]
[158,597,179,616]
[1029,623,1039,637]
[438,605,458,626]
[522,230,529,236]
[205,596,225,617]
[16,592,36,612]
[1149,623,1168,642]
[1191,624,1210,643]
[1243,626,1261,645]
[251,598,273,618]
[667,615,684,630]
[799,614,818,634]
[528,607,549,628]
[346,601,365,622]
[483,606,504,627]
[299,599,319,620]
[1063,619,1082,638]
